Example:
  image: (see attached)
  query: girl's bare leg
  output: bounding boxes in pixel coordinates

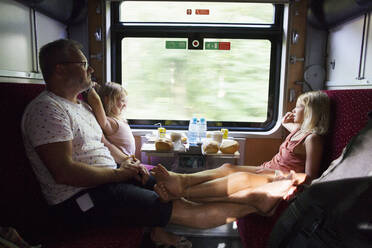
[183,171,274,199]
[189,179,295,205]
[153,172,269,202]
[152,163,263,197]
[187,172,305,203]
[154,166,295,201]
[169,179,295,229]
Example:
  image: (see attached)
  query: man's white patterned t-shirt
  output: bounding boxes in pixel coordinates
[22,91,117,205]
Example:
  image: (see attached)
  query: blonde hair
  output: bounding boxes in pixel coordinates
[297,91,330,135]
[97,82,128,118]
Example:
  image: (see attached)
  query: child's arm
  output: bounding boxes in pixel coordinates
[87,87,118,136]
[281,112,301,133]
[304,133,323,184]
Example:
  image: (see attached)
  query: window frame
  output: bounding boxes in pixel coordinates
[110,1,284,132]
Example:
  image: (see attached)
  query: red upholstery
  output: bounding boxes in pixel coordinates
[237,89,372,248]
[0,82,143,247]
[321,89,372,171]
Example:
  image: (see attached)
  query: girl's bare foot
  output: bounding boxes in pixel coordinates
[154,183,179,202]
[153,164,186,197]
[154,183,169,202]
[292,172,307,185]
[269,170,307,185]
[253,179,296,214]
[152,164,170,181]
[230,179,295,214]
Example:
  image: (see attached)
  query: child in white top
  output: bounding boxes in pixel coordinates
[87,82,191,248]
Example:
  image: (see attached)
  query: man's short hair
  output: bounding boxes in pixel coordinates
[39,39,83,83]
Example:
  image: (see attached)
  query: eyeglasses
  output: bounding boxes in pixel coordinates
[59,61,88,70]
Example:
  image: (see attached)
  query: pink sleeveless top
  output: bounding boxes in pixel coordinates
[106,117,136,156]
[261,129,312,173]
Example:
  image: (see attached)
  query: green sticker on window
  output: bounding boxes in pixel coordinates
[205,42,231,50]
[166,41,187,49]
[205,42,219,50]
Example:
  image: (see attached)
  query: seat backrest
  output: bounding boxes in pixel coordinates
[0,82,47,231]
[322,89,372,172]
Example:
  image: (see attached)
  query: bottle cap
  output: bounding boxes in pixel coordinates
[200,117,206,123]
[158,127,166,138]
[221,128,229,139]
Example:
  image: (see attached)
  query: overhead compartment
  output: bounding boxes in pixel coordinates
[15,0,87,24]
[308,0,372,29]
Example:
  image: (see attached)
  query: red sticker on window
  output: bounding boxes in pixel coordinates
[218,42,231,50]
[195,9,209,15]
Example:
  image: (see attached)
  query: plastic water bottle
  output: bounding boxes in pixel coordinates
[198,117,207,143]
[188,117,198,146]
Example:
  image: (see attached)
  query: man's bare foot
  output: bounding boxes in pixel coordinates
[151,227,192,247]
[153,164,186,197]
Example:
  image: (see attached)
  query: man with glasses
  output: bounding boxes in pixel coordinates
[21,39,297,246]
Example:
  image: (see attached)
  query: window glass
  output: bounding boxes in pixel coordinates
[113,1,283,130]
[0,0,33,72]
[120,1,274,24]
[122,38,271,123]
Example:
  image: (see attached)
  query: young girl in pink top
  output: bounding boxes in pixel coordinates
[87,82,191,248]
[153,91,330,203]
[88,82,135,156]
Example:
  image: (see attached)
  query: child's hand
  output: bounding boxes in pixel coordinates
[87,85,100,105]
[92,81,101,91]
[282,112,294,124]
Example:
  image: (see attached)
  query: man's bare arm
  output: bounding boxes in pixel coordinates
[36,140,139,187]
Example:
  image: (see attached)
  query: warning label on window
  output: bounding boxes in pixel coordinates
[195,9,209,15]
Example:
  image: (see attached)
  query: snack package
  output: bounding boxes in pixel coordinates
[170,132,182,142]
[155,138,174,152]
[202,140,220,154]
[220,139,239,154]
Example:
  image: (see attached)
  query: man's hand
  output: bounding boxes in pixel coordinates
[116,157,141,181]
[138,164,150,185]
[126,156,150,185]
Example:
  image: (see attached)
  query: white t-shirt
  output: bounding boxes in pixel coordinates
[21,90,117,205]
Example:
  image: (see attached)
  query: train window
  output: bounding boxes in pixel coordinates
[120,1,274,24]
[111,1,283,132]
